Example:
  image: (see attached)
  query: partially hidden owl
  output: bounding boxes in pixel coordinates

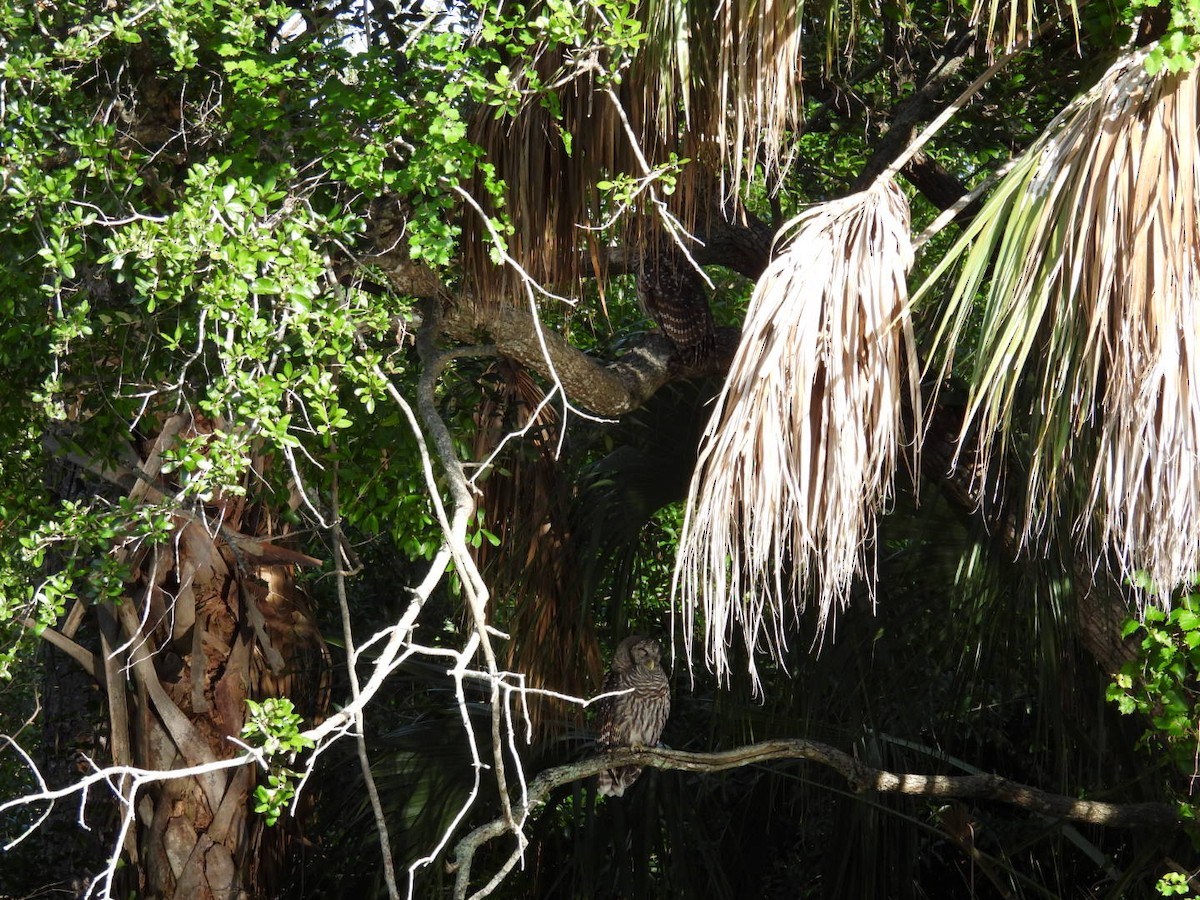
[636,252,717,366]
[595,635,671,797]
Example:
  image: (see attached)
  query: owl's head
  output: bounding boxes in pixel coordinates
[615,635,662,670]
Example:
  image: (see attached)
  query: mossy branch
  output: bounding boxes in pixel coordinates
[450,739,1185,900]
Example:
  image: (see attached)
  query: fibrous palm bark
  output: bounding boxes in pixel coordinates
[43,413,328,898]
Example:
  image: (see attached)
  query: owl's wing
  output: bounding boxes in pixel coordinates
[594,669,625,750]
[637,253,717,364]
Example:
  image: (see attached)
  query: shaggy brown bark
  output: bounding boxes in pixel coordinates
[42,416,329,898]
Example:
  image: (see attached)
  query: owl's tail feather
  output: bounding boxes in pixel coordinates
[596,766,643,797]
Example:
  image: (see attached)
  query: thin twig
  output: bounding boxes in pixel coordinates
[601,84,712,288]
[413,299,520,838]
[329,452,400,899]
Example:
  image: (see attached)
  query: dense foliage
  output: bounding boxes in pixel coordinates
[1,0,1199,898]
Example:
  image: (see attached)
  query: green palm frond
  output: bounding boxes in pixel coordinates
[674,179,921,684]
[919,50,1200,601]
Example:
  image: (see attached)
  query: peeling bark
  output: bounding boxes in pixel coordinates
[41,415,329,898]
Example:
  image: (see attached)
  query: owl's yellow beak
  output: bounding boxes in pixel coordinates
[645,660,656,669]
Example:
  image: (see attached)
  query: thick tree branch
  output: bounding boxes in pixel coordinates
[439,299,678,416]
[450,740,1183,899]
[851,28,977,192]
[368,253,706,416]
[902,150,981,219]
[366,195,768,418]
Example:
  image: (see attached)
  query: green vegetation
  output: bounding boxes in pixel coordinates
[1110,585,1200,804]
[1,0,1199,897]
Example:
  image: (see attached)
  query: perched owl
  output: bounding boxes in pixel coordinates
[595,635,671,797]
[636,252,717,365]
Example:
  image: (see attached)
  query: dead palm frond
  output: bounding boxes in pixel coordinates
[673,179,921,685]
[969,0,1080,56]
[462,0,804,300]
[470,359,603,738]
[919,50,1200,601]
[460,2,1094,303]
[674,0,804,199]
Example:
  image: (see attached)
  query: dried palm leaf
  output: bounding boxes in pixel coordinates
[970,0,1079,56]
[687,0,803,198]
[919,49,1200,601]
[462,0,804,301]
[673,180,920,684]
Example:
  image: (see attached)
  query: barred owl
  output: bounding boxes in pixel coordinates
[637,252,717,365]
[595,635,671,797]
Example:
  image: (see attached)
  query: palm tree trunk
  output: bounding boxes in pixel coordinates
[44,413,328,897]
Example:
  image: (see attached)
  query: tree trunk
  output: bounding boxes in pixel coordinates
[46,413,328,898]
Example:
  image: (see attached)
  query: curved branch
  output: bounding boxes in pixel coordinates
[449,739,1184,900]
[367,209,758,417]
[440,297,676,417]
[26,620,104,684]
[366,251,681,415]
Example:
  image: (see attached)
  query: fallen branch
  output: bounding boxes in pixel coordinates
[449,739,1185,900]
